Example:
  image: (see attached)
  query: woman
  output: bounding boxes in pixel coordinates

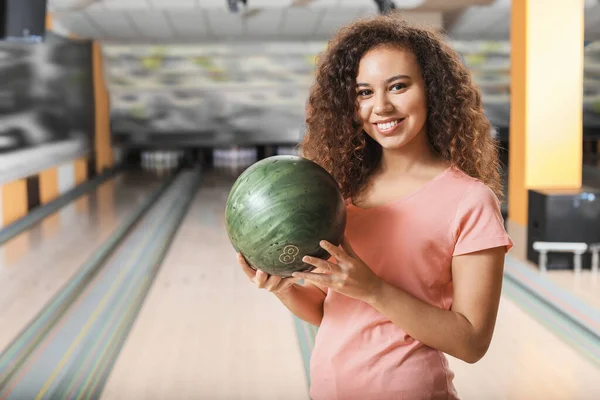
[238,13,512,400]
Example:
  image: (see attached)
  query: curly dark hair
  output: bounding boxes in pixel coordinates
[300,12,503,201]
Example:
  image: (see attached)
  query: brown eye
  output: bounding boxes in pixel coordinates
[390,83,407,91]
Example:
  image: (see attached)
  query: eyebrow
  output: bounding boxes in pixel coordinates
[356,75,411,88]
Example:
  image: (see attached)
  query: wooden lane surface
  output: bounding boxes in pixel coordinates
[448,294,600,399]
[0,173,161,353]
[102,173,309,400]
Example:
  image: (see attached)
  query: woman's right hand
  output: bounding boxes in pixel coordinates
[237,253,301,294]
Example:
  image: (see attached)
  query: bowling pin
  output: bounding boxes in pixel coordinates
[226,147,235,176]
[216,148,222,173]
[157,151,164,176]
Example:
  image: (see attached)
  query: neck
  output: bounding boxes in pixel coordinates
[378,132,439,176]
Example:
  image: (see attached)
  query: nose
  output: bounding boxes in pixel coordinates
[373,92,394,115]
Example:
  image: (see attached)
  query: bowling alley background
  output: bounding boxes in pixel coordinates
[2,34,600,182]
[0,2,600,399]
[1,29,600,226]
[0,32,95,184]
[103,40,600,148]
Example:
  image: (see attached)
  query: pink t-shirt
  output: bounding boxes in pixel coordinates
[309,166,513,400]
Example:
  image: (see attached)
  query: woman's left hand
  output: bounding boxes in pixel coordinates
[292,236,382,304]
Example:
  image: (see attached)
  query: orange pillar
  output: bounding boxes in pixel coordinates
[93,42,114,173]
[39,167,59,204]
[1,180,28,226]
[508,0,584,226]
[45,12,52,31]
[74,157,88,185]
[74,157,90,213]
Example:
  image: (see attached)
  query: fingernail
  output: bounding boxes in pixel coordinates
[303,256,310,262]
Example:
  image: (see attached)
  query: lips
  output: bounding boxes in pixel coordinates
[373,118,405,134]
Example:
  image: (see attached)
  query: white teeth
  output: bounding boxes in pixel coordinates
[377,120,399,130]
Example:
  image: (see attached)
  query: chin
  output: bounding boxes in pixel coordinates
[368,132,412,150]
[365,124,425,151]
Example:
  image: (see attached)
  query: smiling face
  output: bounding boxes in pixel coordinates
[355,45,428,152]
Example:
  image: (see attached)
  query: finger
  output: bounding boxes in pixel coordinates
[263,274,284,291]
[271,277,301,293]
[302,255,337,272]
[292,271,333,287]
[319,240,350,262]
[254,269,269,288]
[238,253,257,280]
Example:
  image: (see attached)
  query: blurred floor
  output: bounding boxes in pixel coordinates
[507,221,600,312]
[101,170,600,400]
[0,171,162,352]
[0,167,599,399]
[101,172,308,400]
[448,294,600,400]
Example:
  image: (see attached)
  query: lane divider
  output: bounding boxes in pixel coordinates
[504,256,600,339]
[502,277,600,368]
[0,169,202,399]
[84,175,200,400]
[0,166,121,246]
[0,170,180,390]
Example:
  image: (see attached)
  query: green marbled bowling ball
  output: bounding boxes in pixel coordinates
[225,155,347,277]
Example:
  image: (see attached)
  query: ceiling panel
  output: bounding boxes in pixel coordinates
[49,0,82,6]
[149,0,198,8]
[315,7,363,35]
[280,8,325,37]
[447,0,600,41]
[244,9,285,36]
[304,0,340,6]
[127,10,174,38]
[48,0,488,43]
[58,13,105,36]
[340,0,422,6]
[52,14,105,37]
[166,10,210,37]
[204,8,245,36]
[239,0,296,7]
[103,0,149,10]
[85,9,140,37]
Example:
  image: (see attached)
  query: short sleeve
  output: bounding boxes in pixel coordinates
[452,182,513,256]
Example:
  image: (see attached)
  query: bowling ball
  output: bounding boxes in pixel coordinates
[225,155,347,277]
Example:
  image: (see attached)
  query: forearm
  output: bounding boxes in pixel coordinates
[275,283,326,326]
[369,282,487,363]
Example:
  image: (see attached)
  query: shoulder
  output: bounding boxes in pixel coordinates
[444,167,500,205]
[447,169,511,255]
[423,166,500,213]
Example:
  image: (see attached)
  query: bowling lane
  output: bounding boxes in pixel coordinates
[102,167,600,400]
[101,172,309,400]
[447,291,600,399]
[0,170,164,352]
